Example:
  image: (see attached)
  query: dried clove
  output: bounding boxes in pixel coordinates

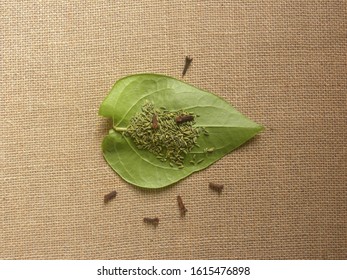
[209,182,224,193]
[177,195,188,216]
[104,190,117,203]
[175,114,194,124]
[182,56,193,77]
[143,217,159,226]
[151,113,159,129]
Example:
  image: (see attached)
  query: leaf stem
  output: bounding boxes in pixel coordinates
[113,126,127,132]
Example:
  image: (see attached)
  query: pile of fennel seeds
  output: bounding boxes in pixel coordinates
[123,101,203,167]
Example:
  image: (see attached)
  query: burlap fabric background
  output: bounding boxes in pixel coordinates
[1,1,346,260]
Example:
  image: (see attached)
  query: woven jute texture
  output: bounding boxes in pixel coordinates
[1,1,346,260]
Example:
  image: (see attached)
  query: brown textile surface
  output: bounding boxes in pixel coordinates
[1,1,346,260]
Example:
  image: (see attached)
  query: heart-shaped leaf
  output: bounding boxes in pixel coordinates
[99,74,263,188]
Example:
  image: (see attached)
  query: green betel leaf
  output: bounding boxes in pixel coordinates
[99,74,263,188]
